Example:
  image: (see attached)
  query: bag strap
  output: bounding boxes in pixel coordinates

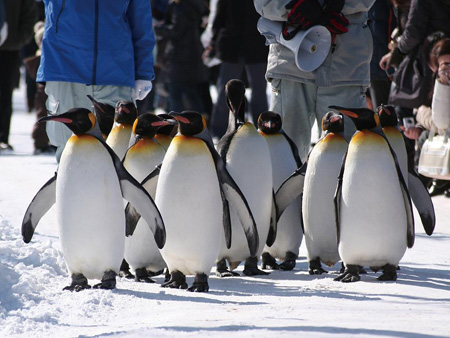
[428,124,437,141]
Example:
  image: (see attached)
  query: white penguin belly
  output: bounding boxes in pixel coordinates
[263,135,302,259]
[157,137,223,276]
[57,137,125,280]
[123,141,167,272]
[303,136,347,265]
[339,136,407,267]
[219,124,273,261]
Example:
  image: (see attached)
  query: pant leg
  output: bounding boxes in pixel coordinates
[0,50,20,144]
[32,83,50,149]
[244,62,269,125]
[209,61,245,138]
[369,79,391,110]
[316,85,367,142]
[269,78,317,162]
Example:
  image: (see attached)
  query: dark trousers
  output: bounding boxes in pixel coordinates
[209,60,268,138]
[0,50,20,144]
[167,83,205,114]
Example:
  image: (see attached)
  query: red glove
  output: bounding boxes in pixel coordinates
[318,12,349,34]
[285,0,324,30]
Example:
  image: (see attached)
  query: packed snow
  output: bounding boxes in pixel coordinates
[1,86,450,338]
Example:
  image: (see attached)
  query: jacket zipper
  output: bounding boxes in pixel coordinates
[55,0,66,33]
[92,0,99,85]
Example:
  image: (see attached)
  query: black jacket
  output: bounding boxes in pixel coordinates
[154,0,209,85]
[211,0,268,64]
[0,0,37,51]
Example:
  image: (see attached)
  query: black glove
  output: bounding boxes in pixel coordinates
[322,0,345,13]
[285,0,324,30]
[318,11,349,34]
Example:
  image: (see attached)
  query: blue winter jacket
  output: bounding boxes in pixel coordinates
[37,0,155,88]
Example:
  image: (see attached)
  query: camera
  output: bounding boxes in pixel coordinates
[403,117,415,129]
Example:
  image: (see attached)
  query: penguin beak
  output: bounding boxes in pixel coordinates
[151,119,178,127]
[338,109,358,119]
[171,114,190,124]
[119,105,131,114]
[87,95,105,113]
[38,115,73,124]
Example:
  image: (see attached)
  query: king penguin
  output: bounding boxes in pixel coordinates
[87,95,115,139]
[302,111,348,274]
[22,108,166,291]
[257,111,303,271]
[155,111,258,292]
[216,79,276,277]
[329,106,414,282]
[154,113,178,150]
[376,104,435,236]
[106,100,137,159]
[122,113,176,283]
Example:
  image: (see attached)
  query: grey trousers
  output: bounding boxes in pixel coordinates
[269,78,367,162]
[45,81,133,162]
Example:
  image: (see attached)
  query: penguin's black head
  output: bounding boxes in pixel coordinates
[132,113,178,139]
[257,111,282,134]
[115,100,137,126]
[87,95,115,138]
[329,105,380,131]
[225,79,246,124]
[322,111,344,133]
[156,113,178,137]
[170,111,206,136]
[376,104,398,128]
[39,108,96,136]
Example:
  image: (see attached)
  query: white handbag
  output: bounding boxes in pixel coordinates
[418,126,450,180]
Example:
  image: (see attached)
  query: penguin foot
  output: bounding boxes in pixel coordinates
[377,264,397,281]
[243,257,270,276]
[63,273,91,292]
[119,259,135,279]
[334,265,361,283]
[358,265,367,274]
[161,271,188,289]
[135,267,156,283]
[187,273,209,292]
[148,269,165,277]
[216,258,240,277]
[261,252,279,270]
[93,270,117,290]
[308,257,328,275]
[279,252,297,271]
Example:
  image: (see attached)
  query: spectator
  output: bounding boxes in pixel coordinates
[153,0,210,116]
[0,0,37,152]
[254,0,374,161]
[207,0,269,139]
[37,0,156,162]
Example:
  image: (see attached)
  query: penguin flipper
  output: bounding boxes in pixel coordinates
[334,152,347,244]
[22,173,57,243]
[202,138,259,256]
[100,139,166,248]
[266,190,278,247]
[407,171,435,236]
[275,162,307,221]
[125,162,161,237]
[220,189,232,249]
[281,130,303,167]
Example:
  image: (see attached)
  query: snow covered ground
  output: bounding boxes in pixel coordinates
[1,85,450,338]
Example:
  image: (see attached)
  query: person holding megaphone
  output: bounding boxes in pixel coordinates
[254,0,375,162]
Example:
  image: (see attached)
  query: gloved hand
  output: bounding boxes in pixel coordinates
[318,12,349,34]
[285,0,324,30]
[134,80,153,101]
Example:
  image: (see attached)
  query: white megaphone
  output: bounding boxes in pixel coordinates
[257,17,331,72]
